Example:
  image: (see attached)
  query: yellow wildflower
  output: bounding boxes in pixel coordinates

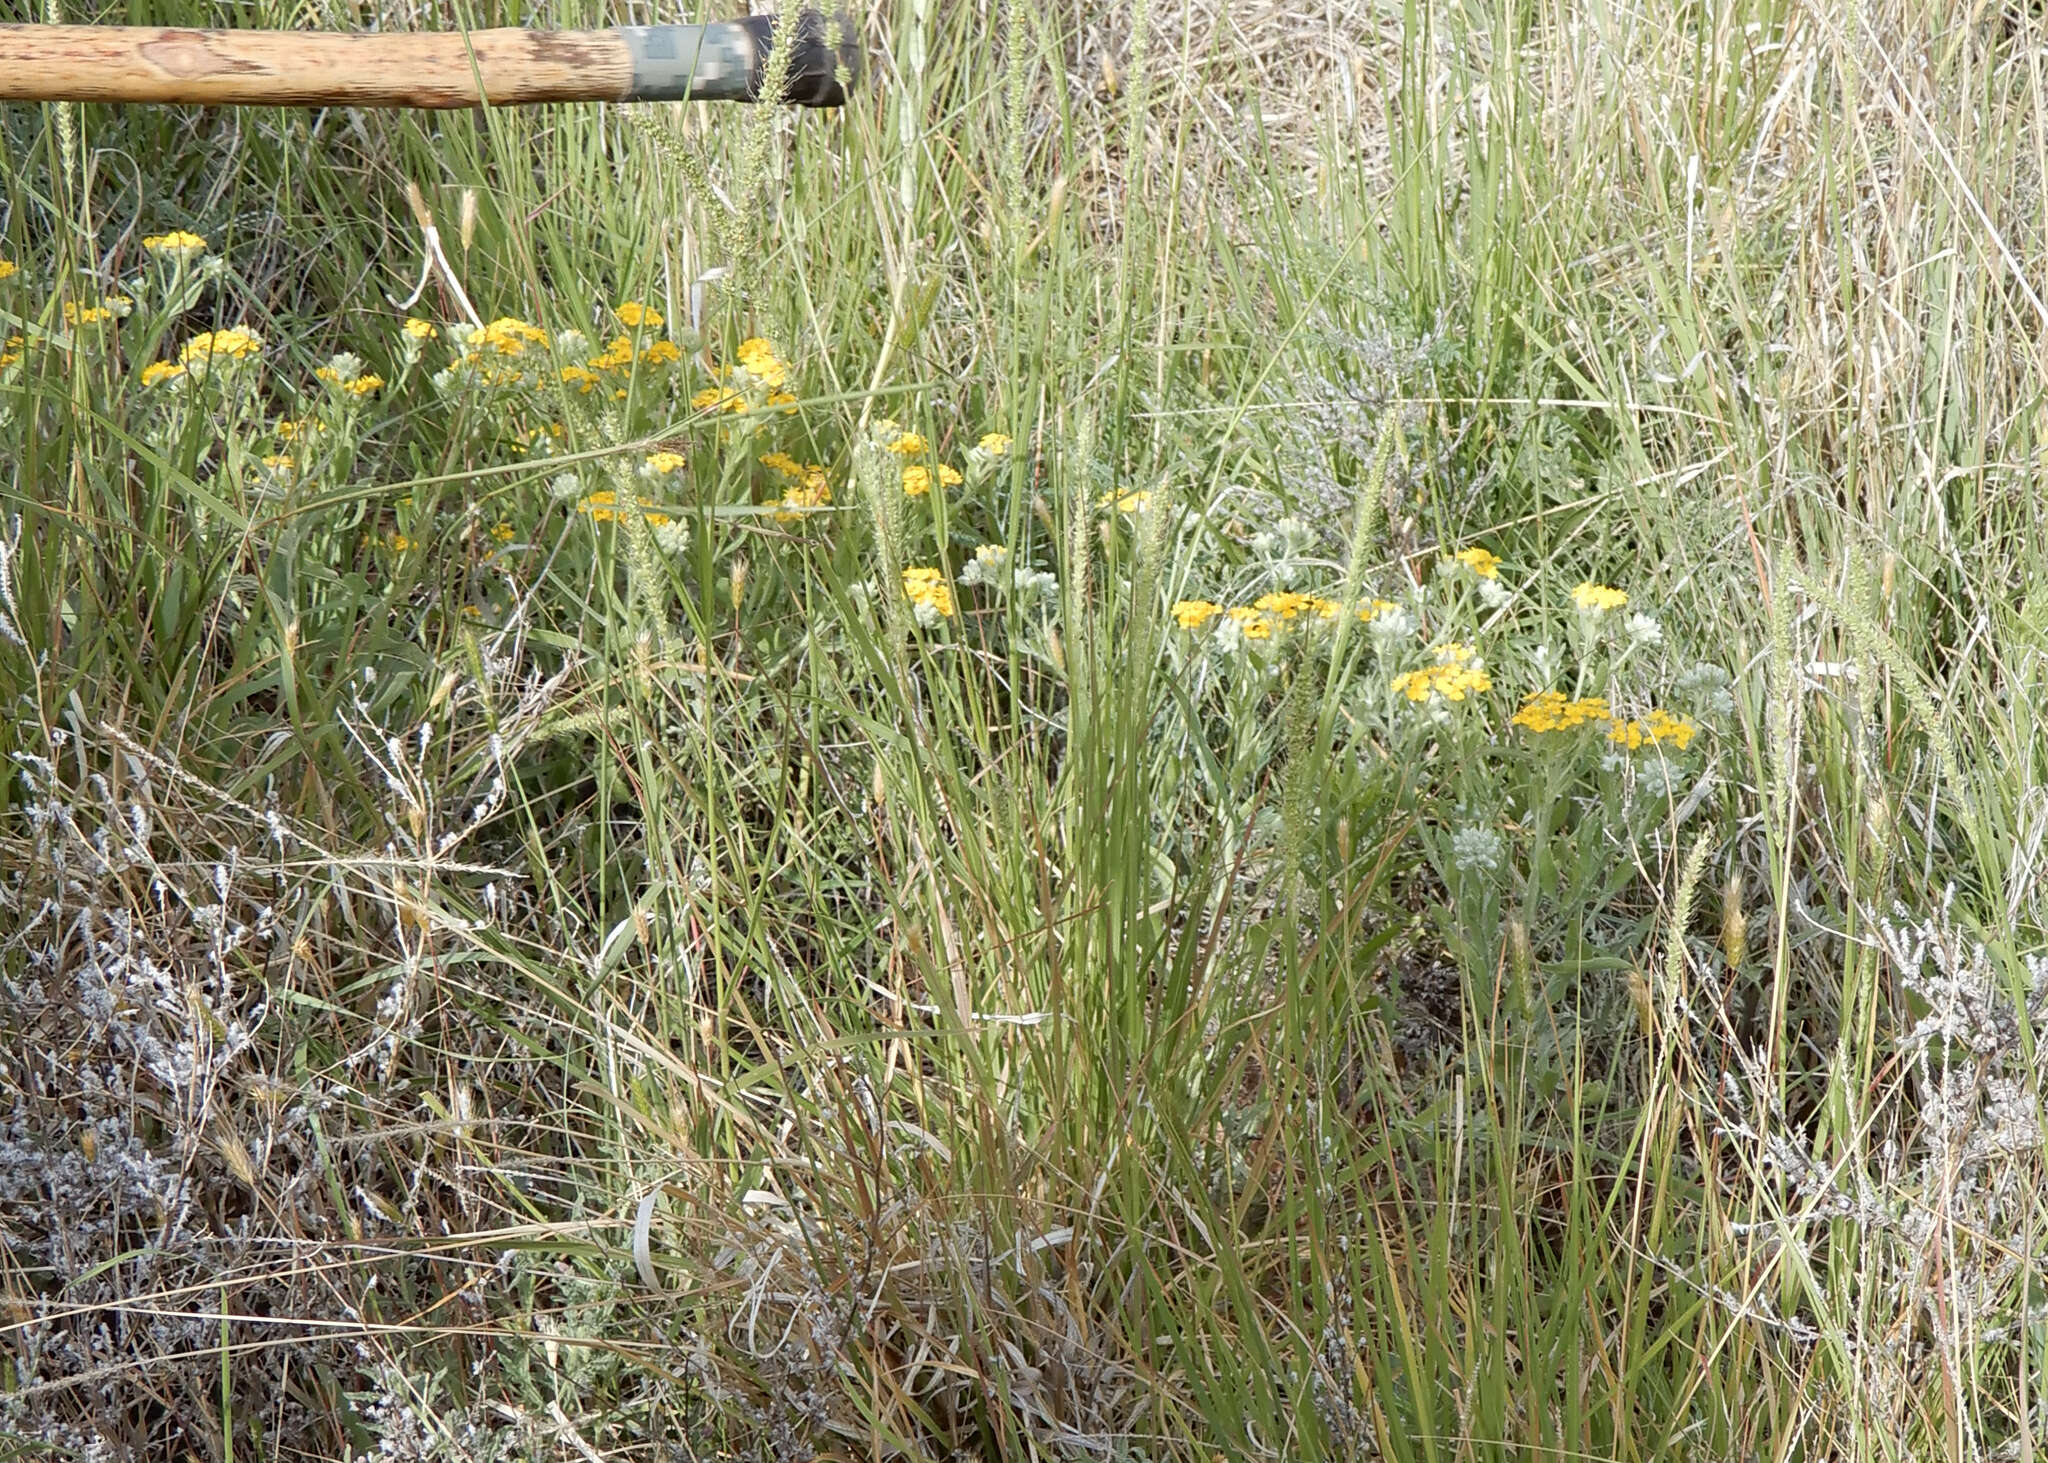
[260,453,293,471]
[558,365,601,393]
[490,521,515,543]
[0,334,22,368]
[139,361,184,387]
[390,534,413,552]
[639,340,682,366]
[902,566,956,620]
[616,302,663,328]
[1608,708,1696,752]
[1173,600,1223,629]
[0,260,16,281]
[403,317,438,340]
[887,431,928,456]
[903,464,963,498]
[772,480,833,521]
[735,337,788,388]
[692,385,744,413]
[645,451,687,474]
[63,301,117,326]
[179,327,263,364]
[977,432,1012,455]
[1453,547,1501,579]
[474,317,548,356]
[587,337,636,372]
[141,230,207,256]
[344,374,383,397]
[576,489,670,528]
[1222,606,1278,641]
[1390,643,1492,703]
[1510,691,1613,734]
[1572,582,1628,613]
[1254,591,1339,621]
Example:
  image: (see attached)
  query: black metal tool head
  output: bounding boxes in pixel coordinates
[619,10,860,107]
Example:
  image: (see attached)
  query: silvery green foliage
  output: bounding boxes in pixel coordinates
[2,740,312,1455]
[0,681,535,1456]
[1450,824,1505,875]
[1271,279,1458,542]
[1680,887,2048,1446]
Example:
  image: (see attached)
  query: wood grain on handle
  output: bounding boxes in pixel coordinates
[0,23,636,108]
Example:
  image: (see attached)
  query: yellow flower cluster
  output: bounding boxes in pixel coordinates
[403,317,438,341]
[142,230,207,256]
[0,259,16,281]
[1512,691,1695,750]
[139,361,183,386]
[1255,591,1342,621]
[902,566,955,619]
[63,298,130,326]
[978,432,1012,455]
[1228,606,1276,640]
[763,452,833,520]
[1454,547,1501,578]
[275,416,326,443]
[316,365,383,396]
[735,336,788,388]
[474,317,548,356]
[692,340,797,414]
[0,334,22,369]
[1173,594,1401,636]
[885,430,928,456]
[1099,489,1153,513]
[179,327,263,364]
[555,330,684,396]
[1391,642,1493,703]
[576,489,673,528]
[645,451,687,474]
[588,335,681,373]
[1572,582,1628,612]
[447,318,550,387]
[1606,709,1696,751]
[1510,691,1613,732]
[902,463,963,498]
[615,302,662,328]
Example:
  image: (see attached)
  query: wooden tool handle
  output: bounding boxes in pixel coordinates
[0,15,857,108]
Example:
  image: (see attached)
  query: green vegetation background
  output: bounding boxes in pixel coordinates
[4,0,2047,1458]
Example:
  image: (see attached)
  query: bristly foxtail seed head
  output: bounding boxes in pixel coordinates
[1721,873,1747,971]
[634,631,656,692]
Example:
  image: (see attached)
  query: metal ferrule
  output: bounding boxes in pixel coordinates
[619,13,856,107]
